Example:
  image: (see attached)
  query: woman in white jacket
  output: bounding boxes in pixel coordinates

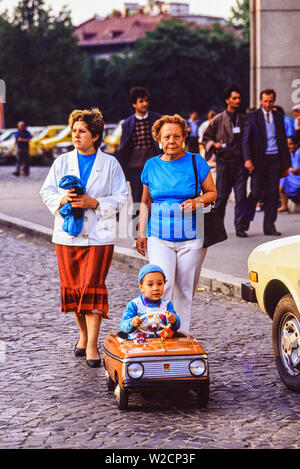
[40,108,128,367]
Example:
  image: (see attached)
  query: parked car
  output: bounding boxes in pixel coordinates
[103,120,122,155]
[241,235,300,393]
[103,310,209,410]
[0,127,44,159]
[53,141,74,159]
[29,125,66,158]
[35,125,72,162]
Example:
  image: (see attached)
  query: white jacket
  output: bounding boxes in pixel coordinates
[40,148,128,246]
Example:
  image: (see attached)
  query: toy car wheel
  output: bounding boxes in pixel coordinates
[272,294,300,393]
[114,376,129,410]
[196,385,209,408]
[104,368,115,391]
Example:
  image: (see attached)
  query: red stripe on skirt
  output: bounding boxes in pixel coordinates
[55,244,114,316]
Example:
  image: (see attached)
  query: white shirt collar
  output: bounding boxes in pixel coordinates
[262,107,273,121]
[135,112,149,120]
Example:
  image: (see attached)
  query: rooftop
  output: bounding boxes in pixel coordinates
[75,13,170,47]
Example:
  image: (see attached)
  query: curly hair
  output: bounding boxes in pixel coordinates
[152,114,188,142]
[129,86,149,104]
[68,108,104,150]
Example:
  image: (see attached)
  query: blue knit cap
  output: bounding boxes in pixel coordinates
[138,264,166,283]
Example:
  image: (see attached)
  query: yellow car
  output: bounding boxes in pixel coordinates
[242,235,300,393]
[104,120,123,155]
[35,125,72,160]
[29,125,66,157]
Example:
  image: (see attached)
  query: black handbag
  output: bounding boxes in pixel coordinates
[192,154,227,248]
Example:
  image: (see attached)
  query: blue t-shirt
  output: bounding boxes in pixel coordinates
[141,152,210,241]
[77,151,97,187]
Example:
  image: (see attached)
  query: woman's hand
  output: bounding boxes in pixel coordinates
[60,188,98,210]
[180,199,200,212]
[70,194,98,210]
[136,236,147,256]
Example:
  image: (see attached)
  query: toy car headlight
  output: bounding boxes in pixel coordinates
[127,362,144,379]
[189,359,206,376]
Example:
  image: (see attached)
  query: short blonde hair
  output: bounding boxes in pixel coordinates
[69,108,104,150]
[152,114,188,142]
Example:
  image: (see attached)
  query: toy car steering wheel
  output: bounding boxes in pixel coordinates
[137,311,172,337]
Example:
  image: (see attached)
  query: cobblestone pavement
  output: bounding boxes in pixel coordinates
[1,228,300,450]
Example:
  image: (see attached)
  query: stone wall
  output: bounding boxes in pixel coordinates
[250,0,300,116]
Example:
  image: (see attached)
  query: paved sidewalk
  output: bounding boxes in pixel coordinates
[0,164,299,297]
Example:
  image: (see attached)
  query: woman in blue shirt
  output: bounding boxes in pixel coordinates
[136,114,217,333]
[279,136,300,211]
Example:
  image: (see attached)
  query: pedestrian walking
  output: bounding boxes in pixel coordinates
[118,87,161,208]
[40,108,128,367]
[186,111,200,153]
[198,110,217,161]
[13,121,32,176]
[136,114,217,333]
[242,88,291,236]
[202,84,249,237]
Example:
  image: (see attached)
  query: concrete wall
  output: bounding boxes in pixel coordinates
[250,0,300,115]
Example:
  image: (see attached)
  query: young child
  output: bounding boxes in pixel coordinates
[120,264,181,340]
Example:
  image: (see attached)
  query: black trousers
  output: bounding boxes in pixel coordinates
[246,154,281,233]
[186,137,199,153]
[126,167,143,238]
[215,159,249,232]
[16,149,30,175]
[127,167,143,205]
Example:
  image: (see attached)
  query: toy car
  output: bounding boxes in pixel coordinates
[241,235,300,393]
[102,311,209,410]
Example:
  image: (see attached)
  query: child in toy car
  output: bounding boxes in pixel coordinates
[120,264,181,340]
[103,263,209,410]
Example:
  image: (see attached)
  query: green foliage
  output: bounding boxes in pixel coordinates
[91,18,250,121]
[228,0,250,42]
[0,8,250,127]
[0,0,95,126]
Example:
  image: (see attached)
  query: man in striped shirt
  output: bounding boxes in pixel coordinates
[119,87,161,207]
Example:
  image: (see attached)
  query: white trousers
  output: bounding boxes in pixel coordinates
[147,237,207,334]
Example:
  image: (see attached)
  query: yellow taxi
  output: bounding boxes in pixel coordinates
[35,125,72,161]
[29,125,66,157]
[104,120,123,155]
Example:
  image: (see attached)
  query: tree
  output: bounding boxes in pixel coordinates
[228,0,250,106]
[0,0,95,126]
[229,0,250,42]
[91,18,249,122]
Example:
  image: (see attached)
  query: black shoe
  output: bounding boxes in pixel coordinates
[74,342,86,357]
[264,228,282,236]
[12,171,19,176]
[236,230,248,238]
[86,358,101,368]
[86,348,101,367]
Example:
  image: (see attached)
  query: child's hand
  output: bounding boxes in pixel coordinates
[132,316,143,328]
[166,312,176,324]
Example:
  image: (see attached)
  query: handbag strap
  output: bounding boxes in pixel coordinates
[192,154,199,198]
[192,153,215,210]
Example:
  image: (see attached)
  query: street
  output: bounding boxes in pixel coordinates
[1,227,300,450]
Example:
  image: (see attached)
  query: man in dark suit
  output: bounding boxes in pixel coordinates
[118,87,161,206]
[242,88,291,236]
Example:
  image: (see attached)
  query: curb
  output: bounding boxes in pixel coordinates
[0,211,245,299]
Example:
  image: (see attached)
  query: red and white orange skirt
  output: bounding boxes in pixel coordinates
[55,244,114,317]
